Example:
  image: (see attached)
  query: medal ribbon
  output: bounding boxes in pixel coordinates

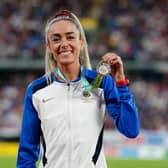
[91,74,103,90]
[55,67,91,93]
[55,67,68,83]
[55,66,104,94]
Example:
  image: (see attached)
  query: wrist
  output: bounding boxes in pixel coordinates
[116,77,130,86]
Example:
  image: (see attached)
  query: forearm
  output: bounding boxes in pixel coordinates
[107,86,140,138]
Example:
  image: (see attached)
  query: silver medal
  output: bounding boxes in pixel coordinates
[96,61,111,76]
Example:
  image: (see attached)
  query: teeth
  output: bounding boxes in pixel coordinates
[60,51,71,55]
[62,51,69,53]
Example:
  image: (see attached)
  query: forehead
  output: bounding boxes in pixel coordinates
[48,20,79,35]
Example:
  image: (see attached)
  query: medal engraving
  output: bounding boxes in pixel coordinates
[97,61,111,76]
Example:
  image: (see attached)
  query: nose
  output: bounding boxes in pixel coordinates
[60,37,68,48]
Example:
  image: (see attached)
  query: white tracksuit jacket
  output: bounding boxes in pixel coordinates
[17,68,139,168]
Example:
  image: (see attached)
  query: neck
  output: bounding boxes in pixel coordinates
[56,63,81,81]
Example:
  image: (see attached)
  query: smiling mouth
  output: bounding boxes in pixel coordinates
[59,51,71,56]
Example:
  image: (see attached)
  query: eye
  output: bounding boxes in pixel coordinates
[49,35,61,43]
[52,38,60,43]
[67,35,75,40]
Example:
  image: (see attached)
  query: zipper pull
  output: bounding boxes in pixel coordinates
[67,82,70,90]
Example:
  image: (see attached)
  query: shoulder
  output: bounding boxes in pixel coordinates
[82,68,97,82]
[26,74,50,96]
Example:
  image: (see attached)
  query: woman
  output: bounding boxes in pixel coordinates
[17,10,139,168]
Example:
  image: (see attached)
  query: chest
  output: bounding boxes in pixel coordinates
[33,82,105,126]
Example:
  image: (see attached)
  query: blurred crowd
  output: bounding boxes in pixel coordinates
[131,78,168,131]
[0,0,167,60]
[0,73,39,138]
[0,0,168,138]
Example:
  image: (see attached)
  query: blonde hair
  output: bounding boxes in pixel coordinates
[44,10,92,77]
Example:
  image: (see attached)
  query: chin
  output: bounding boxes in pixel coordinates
[60,60,73,65]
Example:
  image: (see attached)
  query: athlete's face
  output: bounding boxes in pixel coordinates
[47,20,83,66]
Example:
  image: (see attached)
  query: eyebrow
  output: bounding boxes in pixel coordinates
[50,32,76,37]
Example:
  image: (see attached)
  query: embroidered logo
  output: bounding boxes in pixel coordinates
[42,97,55,103]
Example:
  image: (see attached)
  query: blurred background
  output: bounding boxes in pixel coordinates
[0,0,168,167]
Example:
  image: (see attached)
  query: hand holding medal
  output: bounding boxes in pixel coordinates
[82,53,126,97]
[92,53,126,90]
[101,53,125,82]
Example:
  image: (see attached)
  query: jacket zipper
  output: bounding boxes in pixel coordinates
[67,83,72,168]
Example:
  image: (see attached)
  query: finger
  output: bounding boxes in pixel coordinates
[110,58,123,67]
[102,53,115,59]
[102,53,120,64]
[107,56,121,65]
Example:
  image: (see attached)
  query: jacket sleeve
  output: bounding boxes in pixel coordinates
[102,76,140,138]
[17,84,41,168]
